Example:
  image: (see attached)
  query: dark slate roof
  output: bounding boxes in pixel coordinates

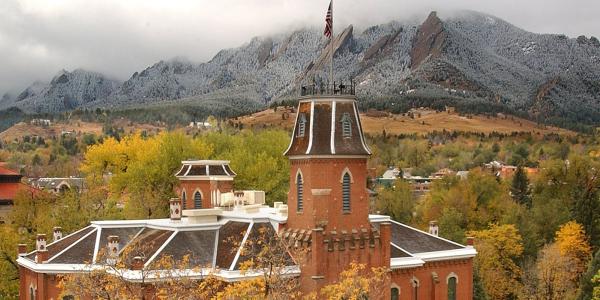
[391,244,412,258]
[216,221,250,269]
[22,218,295,273]
[51,229,98,264]
[154,230,217,268]
[122,228,174,266]
[284,97,371,157]
[28,226,95,261]
[234,222,294,270]
[389,221,463,253]
[96,227,143,263]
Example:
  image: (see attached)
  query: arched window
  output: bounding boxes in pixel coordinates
[182,190,187,209]
[447,275,457,300]
[296,171,304,212]
[194,191,202,209]
[342,172,351,212]
[391,287,399,300]
[340,112,352,137]
[297,113,307,137]
[29,286,35,300]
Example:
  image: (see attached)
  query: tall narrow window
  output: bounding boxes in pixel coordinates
[297,113,307,137]
[391,287,399,300]
[413,285,418,300]
[342,172,351,212]
[340,112,352,137]
[411,278,419,300]
[448,276,457,300]
[296,172,304,212]
[194,191,202,209]
[30,287,35,300]
[182,190,187,209]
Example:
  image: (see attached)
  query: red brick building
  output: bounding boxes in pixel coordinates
[0,163,40,224]
[17,93,475,299]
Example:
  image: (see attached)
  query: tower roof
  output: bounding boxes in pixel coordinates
[175,160,236,180]
[284,96,371,157]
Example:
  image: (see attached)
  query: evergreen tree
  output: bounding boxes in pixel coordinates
[511,165,531,207]
[577,249,600,300]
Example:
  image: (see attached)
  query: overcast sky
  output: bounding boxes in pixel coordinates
[1,0,599,95]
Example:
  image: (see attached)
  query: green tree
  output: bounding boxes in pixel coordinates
[578,249,600,300]
[374,179,414,223]
[510,165,531,207]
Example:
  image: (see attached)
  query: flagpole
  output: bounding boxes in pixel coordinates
[330,0,334,93]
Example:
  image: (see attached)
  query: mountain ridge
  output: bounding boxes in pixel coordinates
[1,10,599,127]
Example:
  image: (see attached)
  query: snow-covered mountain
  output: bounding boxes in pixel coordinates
[1,69,121,113]
[2,10,600,125]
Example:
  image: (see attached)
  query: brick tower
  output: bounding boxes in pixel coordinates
[283,89,391,295]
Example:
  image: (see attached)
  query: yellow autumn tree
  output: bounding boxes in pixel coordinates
[81,131,213,219]
[535,243,577,300]
[555,221,592,279]
[310,263,388,300]
[469,224,524,300]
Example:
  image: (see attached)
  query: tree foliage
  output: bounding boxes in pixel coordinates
[469,224,524,300]
[374,179,414,223]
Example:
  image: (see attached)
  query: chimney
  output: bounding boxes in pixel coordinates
[428,221,439,236]
[131,256,145,270]
[36,234,47,251]
[169,198,182,221]
[466,236,475,247]
[35,234,48,263]
[107,235,120,265]
[53,227,63,242]
[17,244,27,257]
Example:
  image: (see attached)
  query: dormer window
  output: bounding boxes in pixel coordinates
[340,113,352,137]
[297,113,307,137]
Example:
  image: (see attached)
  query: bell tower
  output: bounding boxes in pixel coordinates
[284,93,372,231]
[282,85,390,295]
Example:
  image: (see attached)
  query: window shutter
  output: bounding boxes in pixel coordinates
[194,191,202,209]
[342,172,351,212]
[297,173,303,211]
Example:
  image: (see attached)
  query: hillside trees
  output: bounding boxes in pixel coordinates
[531,156,600,247]
[417,169,519,243]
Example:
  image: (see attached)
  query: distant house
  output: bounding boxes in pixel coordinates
[30,119,51,126]
[188,121,212,129]
[484,161,538,179]
[376,167,467,195]
[0,163,40,224]
[29,177,85,194]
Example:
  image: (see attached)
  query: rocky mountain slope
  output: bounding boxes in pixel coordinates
[1,10,599,125]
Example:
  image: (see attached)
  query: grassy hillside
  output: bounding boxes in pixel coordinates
[235,107,574,136]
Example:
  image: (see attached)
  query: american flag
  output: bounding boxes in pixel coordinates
[324,0,333,38]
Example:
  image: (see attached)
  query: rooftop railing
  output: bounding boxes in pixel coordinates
[300,81,356,97]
